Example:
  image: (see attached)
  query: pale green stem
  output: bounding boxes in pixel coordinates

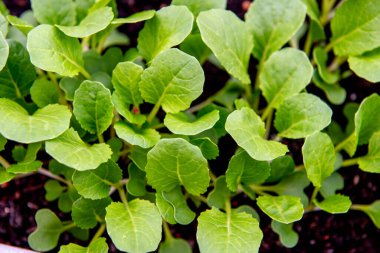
[47,72,68,106]
[163,221,173,241]
[90,224,106,243]
[0,155,10,168]
[334,133,355,152]
[38,168,70,185]
[62,222,76,232]
[118,186,129,208]
[341,157,359,168]
[147,102,161,123]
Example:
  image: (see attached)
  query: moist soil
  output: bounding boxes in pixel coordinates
[1,0,380,252]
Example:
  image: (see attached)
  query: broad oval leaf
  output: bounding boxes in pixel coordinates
[197,9,253,84]
[105,200,162,253]
[257,195,304,224]
[114,121,160,149]
[139,49,204,113]
[31,0,76,26]
[56,7,114,38]
[27,24,85,77]
[0,98,71,143]
[274,93,332,139]
[330,0,380,56]
[197,208,263,253]
[225,107,288,161]
[0,32,8,72]
[73,81,113,135]
[355,93,380,146]
[164,110,219,135]
[348,47,380,83]
[259,48,313,108]
[145,138,210,196]
[137,6,194,62]
[45,128,112,171]
[302,132,336,187]
[358,132,380,173]
[59,238,108,253]
[245,0,306,60]
[314,194,351,214]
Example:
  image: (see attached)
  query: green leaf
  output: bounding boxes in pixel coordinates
[355,93,380,146]
[164,110,219,135]
[73,80,113,135]
[320,172,344,198]
[59,238,108,253]
[330,0,380,56]
[139,49,204,113]
[274,93,332,139]
[7,15,34,35]
[358,132,380,173]
[0,40,35,99]
[257,195,304,224]
[197,9,253,84]
[272,172,310,207]
[266,155,295,183]
[172,0,226,16]
[112,92,146,125]
[300,0,320,24]
[225,107,288,161]
[259,48,313,108]
[0,134,7,151]
[31,0,76,26]
[7,160,42,173]
[137,6,193,61]
[156,191,176,224]
[226,149,271,192]
[30,79,59,107]
[105,200,162,253]
[355,201,380,228]
[114,121,160,149]
[27,25,85,77]
[129,146,149,171]
[245,0,306,60]
[313,72,346,105]
[0,98,71,143]
[58,186,80,213]
[145,138,210,196]
[0,32,8,72]
[112,10,155,25]
[197,208,263,253]
[180,33,211,64]
[302,132,335,187]
[28,209,64,252]
[44,180,65,201]
[45,128,112,171]
[112,61,143,106]
[348,47,380,83]
[0,166,14,184]
[59,77,81,101]
[159,238,192,253]
[72,197,111,229]
[126,163,147,197]
[313,47,339,84]
[0,12,8,36]
[72,160,122,199]
[162,186,195,225]
[207,176,230,209]
[271,220,299,248]
[190,138,219,160]
[314,194,351,214]
[56,7,113,38]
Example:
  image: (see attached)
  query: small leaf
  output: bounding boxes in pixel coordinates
[271,220,299,248]
[348,47,380,83]
[156,191,176,224]
[126,163,147,197]
[129,146,149,171]
[302,132,336,187]
[272,172,310,207]
[59,238,108,253]
[7,15,34,35]
[225,107,288,161]
[0,32,7,72]
[145,138,210,196]
[44,180,65,201]
[0,166,14,184]
[72,197,111,229]
[313,72,346,105]
[31,0,76,26]
[162,186,195,225]
[0,98,71,143]
[257,195,304,224]
[159,238,192,253]
[355,94,380,146]
[72,160,122,199]
[164,110,219,135]
[56,7,114,38]
[30,79,59,107]
[190,138,219,160]
[49,159,75,180]
[73,80,113,135]
[58,186,80,213]
[105,200,162,253]
[355,201,380,229]
[180,33,211,64]
[112,10,155,24]
[197,208,263,253]
[139,49,204,113]
[114,121,160,149]
[275,93,332,139]
[313,47,339,84]
[207,176,230,209]
[266,156,295,183]
[172,0,226,16]
[314,194,351,214]
[320,172,344,198]
[137,6,193,61]
[45,128,112,171]
[7,160,42,173]
[299,0,320,24]
[0,134,7,151]
[197,9,253,84]
[59,77,81,101]
[358,132,380,173]
[112,92,146,125]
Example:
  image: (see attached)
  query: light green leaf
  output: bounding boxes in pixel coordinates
[58,186,80,213]
[313,47,339,84]
[0,40,35,99]
[197,208,263,253]
[0,134,7,151]
[0,12,8,36]
[59,77,81,101]
[0,32,8,72]
[139,49,204,113]
[126,163,147,197]
[105,200,162,253]
[7,15,34,35]
[225,107,288,161]
[59,238,108,253]
[0,98,71,143]
[313,72,346,105]
[259,48,313,108]
[7,160,42,173]
[275,93,332,139]
[145,138,210,196]
[56,7,113,38]
[137,6,193,61]
[358,132,380,173]
[0,166,14,184]
[30,79,59,107]
[164,110,219,135]
[162,186,195,225]
[245,0,306,60]
[112,61,143,106]
[257,195,304,224]
[28,209,64,252]
[354,201,380,229]
[173,0,226,16]
[31,0,76,26]
[159,238,192,253]
[112,10,155,25]
[197,9,253,84]
[112,92,146,125]
[348,47,380,83]
[27,25,84,77]
[330,0,380,56]
[355,93,380,146]
[320,172,344,198]
[207,176,230,209]
[129,146,149,171]
[271,220,298,248]
[314,194,351,214]
[156,191,176,224]
[44,180,65,201]
[190,138,219,160]
[72,160,122,199]
[73,81,113,135]
[226,149,271,192]
[266,155,295,183]
[72,197,111,229]
[180,33,211,64]
[114,121,160,149]
[45,128,112,171]
[302,132,335,187]
[300,0,320,23]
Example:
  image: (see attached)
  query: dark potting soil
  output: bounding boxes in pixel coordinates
[1,0,380,252]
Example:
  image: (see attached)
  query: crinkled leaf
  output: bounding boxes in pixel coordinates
[127,163,147,197]
[207,176,230,209]
[314,194,351,214]
[72,197,111,229]
[115,121,160,149]
[31,0,76,26]
[159,238,191,253]
[358,132,380,173]
[271,220,298,248]
[190,138,219,160]
[30,79,59,107]
[162,186,195,225]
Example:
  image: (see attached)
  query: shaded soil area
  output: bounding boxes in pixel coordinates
[1,0,380,252]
